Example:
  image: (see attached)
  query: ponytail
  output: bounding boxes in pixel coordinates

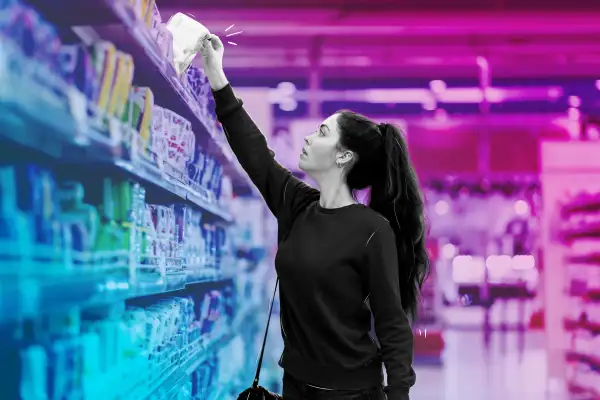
[367,123,430,322]
[337,111,430,322]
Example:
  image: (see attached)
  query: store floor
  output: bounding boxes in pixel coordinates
[411,330,566,400]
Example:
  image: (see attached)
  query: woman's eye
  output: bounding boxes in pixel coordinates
[319,129,325,136]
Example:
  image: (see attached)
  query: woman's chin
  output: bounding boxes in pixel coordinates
[298,159,307,171]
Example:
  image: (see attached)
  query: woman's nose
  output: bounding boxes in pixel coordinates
[304,137,310,146]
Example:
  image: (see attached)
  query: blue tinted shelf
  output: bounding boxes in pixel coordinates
[137,302,259,400]
[0,261,235,324]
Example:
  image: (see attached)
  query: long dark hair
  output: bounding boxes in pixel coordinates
[337,110,430,322]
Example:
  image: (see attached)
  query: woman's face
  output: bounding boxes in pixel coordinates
[298,113,342,173]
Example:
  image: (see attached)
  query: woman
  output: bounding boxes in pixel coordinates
[200,35,429,400]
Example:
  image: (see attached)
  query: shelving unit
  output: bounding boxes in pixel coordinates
[24,0,255,196]
[540,141,600,399]
[561,193,600,399]
[0,1,265,399]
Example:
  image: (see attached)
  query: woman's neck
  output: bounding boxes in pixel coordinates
[316,174,356,209]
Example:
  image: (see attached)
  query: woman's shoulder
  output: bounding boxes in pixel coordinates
[352,205,392,233]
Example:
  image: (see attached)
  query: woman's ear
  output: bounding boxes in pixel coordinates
[336,150,355,168]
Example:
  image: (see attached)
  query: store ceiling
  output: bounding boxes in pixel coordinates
[164,0,598,11]
[159,6,600,80]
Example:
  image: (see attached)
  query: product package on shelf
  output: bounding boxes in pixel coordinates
[88,42,136,142]
[184,66,211,118]
[127,0,155,28]
[166,12,210,77]
[134,200,230,286]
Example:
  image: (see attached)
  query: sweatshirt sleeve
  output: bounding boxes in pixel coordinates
[365,224,416,400]
[212,84,319,220]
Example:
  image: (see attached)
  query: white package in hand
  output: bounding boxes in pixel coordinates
[166,13,210,76]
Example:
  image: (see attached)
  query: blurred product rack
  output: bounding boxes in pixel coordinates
[540,142,600,400]
[561,193,600,399]
[413,239,445,365]
[0,0,267,399]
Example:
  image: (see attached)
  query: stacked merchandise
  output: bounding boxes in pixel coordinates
[0,164,232,292]
[11,294,234,400]
[0,0,265,399]
[561,192,600,399]
[0,0,233,213]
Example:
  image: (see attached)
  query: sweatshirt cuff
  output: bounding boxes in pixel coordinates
[211,84,241,119]
[384,386,410,400]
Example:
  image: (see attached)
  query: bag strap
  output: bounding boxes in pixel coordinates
[252,278,279,388]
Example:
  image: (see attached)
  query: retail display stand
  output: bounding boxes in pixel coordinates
[0,1,267,399]
[540,141,600,399]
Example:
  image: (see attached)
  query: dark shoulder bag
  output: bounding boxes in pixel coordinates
[237,278,282,400]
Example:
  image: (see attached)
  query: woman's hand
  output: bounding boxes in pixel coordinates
[199,34,229,91]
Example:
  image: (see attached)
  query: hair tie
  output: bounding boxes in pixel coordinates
[377,123,388,137]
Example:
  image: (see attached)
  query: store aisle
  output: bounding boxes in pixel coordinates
[411,330,565,400]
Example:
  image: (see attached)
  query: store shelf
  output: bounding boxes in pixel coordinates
[25,0,256,197]
[0,259,234,324]
[567,352,600,370]
[0,40,233,223]
[567,382,600,400]
[0,3,269,400]
[565,319,600,334]
[562,194,600,217]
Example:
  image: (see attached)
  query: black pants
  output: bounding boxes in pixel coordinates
[282,373,386,400]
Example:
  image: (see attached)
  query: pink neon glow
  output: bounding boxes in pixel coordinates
[452,256,485,283]
[363,89,433,103]
[422,100,437,111]
[568,107,581,121]
[511,255,536,270]
[476,56,488,69]
[483,88,504,102]
[548,88,562,98]
[434,200,450,215]
[514,200,529,215]
[434,108,449,122]
[429,80,447,94]
[485,255,512,270]
[588,126,600,140]
[437,88,483,103]
[568,95,581,108]
[442,243,457,258]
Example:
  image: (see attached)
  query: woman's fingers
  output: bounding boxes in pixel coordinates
[209,34,224,52]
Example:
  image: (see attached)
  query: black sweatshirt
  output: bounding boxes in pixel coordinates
[213,84,415,399]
